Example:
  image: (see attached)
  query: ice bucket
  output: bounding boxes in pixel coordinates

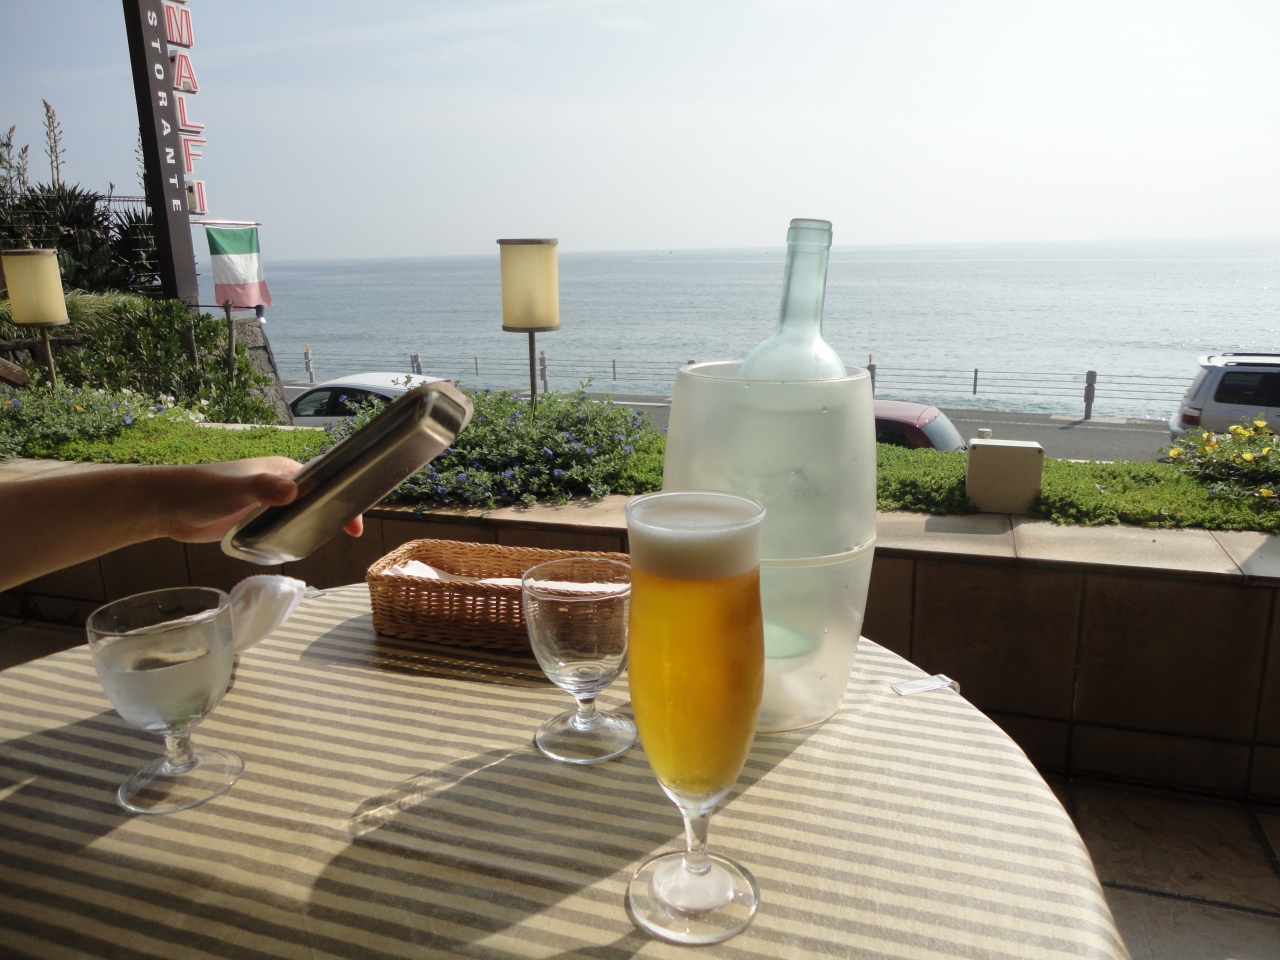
[662,360,876,731]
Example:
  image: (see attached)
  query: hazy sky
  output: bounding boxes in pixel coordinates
[3,1,1278,259]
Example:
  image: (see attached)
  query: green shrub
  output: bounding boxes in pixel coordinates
[322,385,665,507]
[16,297,277,424]
[41,417,325,465]
[875,444,974,514]
[1166,418,1280,505]
[0,290,149,341]
[0,384,197,460]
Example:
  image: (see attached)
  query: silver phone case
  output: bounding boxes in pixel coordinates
[221,381,473,564]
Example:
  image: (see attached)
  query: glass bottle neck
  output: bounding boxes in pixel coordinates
[776,241,830,339]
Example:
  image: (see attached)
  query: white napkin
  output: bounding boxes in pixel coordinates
[230,575,308,653]
[384,560,622,592]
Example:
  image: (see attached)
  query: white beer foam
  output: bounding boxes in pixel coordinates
[626,492,764,580]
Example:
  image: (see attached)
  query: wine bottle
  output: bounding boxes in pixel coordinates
[739,218,846,380]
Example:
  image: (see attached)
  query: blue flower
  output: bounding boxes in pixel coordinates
[617,434,626,441]
[325,423,334,433]
[436,485,447,494]
[542,446,554,457]
[586,446,595,454]
[457,472,466,480]
[553,469,564,478]
[156,404,165,412]
[502,469,514,478]
[123,416,133,425]
[623,445,634,453]
[563,431,574,440]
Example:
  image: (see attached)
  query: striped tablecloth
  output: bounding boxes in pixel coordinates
[0,585,1126,960]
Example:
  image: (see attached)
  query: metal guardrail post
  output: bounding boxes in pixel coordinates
[612,359,617,381]
[539,351,549,394]
[410,353,422,375]
[973,369,978,395]
[304,344,314,383]
[474,356,479,376]
[1084,370,1097,419]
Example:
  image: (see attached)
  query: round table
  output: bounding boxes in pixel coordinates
[0,585,1126,959]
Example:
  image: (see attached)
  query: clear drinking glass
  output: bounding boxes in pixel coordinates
[624,491,767,944]
[522,557,635,764]
[87,587,242,814]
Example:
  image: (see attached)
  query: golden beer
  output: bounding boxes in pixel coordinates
[624,491,767,944]
[628,566,764,797]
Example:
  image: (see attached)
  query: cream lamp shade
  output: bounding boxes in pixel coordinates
[2,249,69,326]
[498,239,559,332]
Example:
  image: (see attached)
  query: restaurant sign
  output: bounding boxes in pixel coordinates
[122,0,212,303]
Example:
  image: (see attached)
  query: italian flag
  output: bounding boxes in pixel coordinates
[205,226,273,308]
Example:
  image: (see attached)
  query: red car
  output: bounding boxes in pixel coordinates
[874,400,967,452]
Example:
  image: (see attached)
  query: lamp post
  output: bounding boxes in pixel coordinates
[1,249,69,388]
[498,238,559,409]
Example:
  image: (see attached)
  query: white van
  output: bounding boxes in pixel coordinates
[1170,354,1280,438]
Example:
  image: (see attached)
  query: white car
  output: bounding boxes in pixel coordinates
[1170,354,1280,437]
[290,372,448,426]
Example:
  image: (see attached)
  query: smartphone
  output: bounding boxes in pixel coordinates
[221,381,473,564]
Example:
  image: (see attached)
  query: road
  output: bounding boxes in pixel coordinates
[284,382,1171,461]
[595,398,1172,462]
[939,409,1172,461]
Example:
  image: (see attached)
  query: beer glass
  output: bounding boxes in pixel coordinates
[624,491,766,944]
[87,587,242,814]
[522,558,635,763]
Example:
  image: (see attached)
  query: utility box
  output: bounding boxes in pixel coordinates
[966,439,1045,514]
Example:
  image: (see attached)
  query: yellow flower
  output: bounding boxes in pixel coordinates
[1169,447,1184,457]
[74,405,83,412]
[1262,489,1275,498]
[1255,420,1269,429]
[1265,448,1272,456]
[1244,452,1255,462]
[1205,444,1218,453]
[1230,425,1246,436]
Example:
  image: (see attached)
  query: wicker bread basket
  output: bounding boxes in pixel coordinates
[367,539,629,651]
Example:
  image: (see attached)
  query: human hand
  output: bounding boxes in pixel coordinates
[153,457,364,543]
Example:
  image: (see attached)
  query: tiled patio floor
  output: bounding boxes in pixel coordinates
[1050,776,1280,959]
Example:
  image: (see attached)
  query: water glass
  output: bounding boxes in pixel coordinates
[522,558,635,764]
[87,587,243,814]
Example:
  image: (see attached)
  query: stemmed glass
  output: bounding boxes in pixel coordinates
[87,587,243,814]
[623,491,767,944]
[522,557,635,764]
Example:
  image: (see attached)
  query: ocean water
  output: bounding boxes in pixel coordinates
[211,239,1280,420]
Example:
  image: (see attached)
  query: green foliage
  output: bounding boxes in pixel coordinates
[2,111,159,294]
[1165,417,1280,506]
[322,385,665,507]
[1,184,158,294]
[874,444,976,514]
[0,384,200,460]
[0,289,149,340]
[873,442,1280,532]
[39,417,325,465]
[28,298,277,424]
